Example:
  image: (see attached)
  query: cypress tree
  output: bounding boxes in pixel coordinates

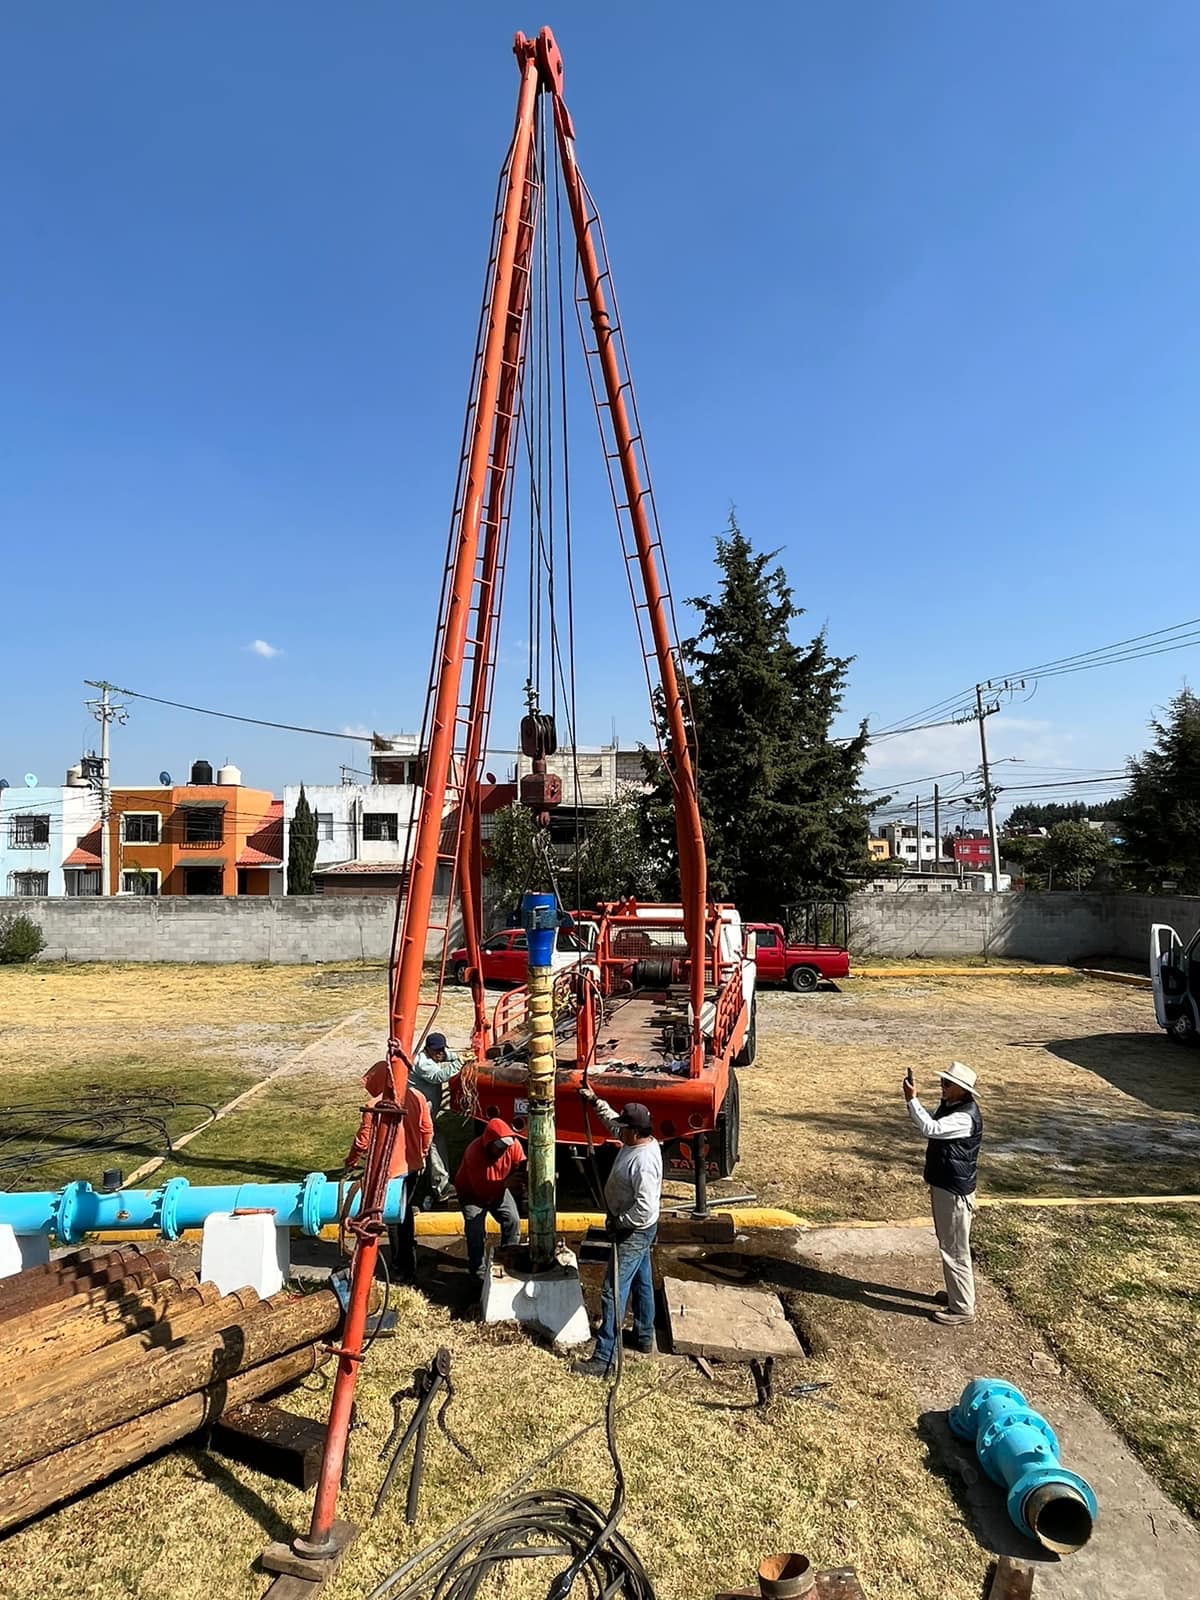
[288,784,319,895]
[1121,687,1200,891]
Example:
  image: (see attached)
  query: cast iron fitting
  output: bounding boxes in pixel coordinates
[949,1379,1097,1553]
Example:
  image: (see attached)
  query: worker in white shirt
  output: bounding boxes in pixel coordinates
[903,1061,983,1326]
[573,1091,662,1376]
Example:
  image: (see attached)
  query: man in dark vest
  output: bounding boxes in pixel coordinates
[903,1060,982,1326]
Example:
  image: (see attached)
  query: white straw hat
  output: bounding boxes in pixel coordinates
[940,1061,979,1096]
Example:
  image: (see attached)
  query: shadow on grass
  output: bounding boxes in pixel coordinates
[183,1447,291,1541]
[1042,1034,1199,1113]
[916,1409,1053,1569]
[680,1246,940,1321]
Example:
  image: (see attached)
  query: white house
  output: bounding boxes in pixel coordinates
[283,733,425,896]
[1,773,102,898]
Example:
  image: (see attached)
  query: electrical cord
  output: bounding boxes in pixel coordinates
[0,1095,217,1189]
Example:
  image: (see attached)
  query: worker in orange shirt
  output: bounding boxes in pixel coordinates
[344,1059,433,1285]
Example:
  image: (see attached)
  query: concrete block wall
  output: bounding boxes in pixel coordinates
[8,891,1200,967]
[13,895,459,964]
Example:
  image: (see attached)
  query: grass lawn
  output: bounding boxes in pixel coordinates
[1,962,1197,1598]
[975,1204,1200,1519]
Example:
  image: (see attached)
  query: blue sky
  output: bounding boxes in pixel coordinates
[4,3,1200,826]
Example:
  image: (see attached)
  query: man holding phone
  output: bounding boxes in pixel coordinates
[903,1062,983,1326]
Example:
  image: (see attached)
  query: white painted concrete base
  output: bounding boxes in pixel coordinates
[0,1224,49,1277]
[480,1244,591,1346]
[201,1212,289,1297]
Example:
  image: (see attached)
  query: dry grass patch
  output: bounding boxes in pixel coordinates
[0,1274,990,1600]
[740,977,1200,1220]
[975,1205,1200,1518]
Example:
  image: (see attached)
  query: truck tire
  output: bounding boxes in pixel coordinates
[1168,1009,1197,1045]
[714,1071,740,1178]
[788,965,819,993]
[734,998,757,1067]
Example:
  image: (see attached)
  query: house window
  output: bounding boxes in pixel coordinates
[940,883,955,893]
[10,872,48,896]
[122,870,160,896]
[65,869,101,896]
[315,812,334,842]
[9,814,50,849]
[182,807,223,843]
[363,812,399,843]
[916,883,929,893]
[123,813,161,844]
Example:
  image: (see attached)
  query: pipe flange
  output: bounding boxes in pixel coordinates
[54,1180,90,1246]
[156,1176,189,1240]
[1011,1465,1099,1542]
[300,1172,326,1238]
[948,1379,1024,1441]
[980,1410,1058,1460]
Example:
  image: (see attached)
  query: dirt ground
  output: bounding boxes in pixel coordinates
[0,962,1197,1599]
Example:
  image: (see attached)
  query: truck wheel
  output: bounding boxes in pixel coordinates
[454,962,470,986]
[788,965,819,993]
[1168,1010,1197,1045]
[714,1072,740,1177]
[734,998,757,1067]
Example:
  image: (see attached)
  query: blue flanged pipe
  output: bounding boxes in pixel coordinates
[0,1173,406,1246]
[949,1379,1097,1554]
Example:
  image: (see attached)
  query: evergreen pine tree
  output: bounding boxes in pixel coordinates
[288,785,319,895]
[1121,688,1200,890]
[641,515,873,916]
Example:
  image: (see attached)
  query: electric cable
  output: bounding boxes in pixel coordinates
[0,1095,217,1189]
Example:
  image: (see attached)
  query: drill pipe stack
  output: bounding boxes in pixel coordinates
[0,1246,344,1533]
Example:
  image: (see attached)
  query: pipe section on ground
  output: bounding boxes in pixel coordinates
[949,1379,1097,1553]
[0,1172,405,1244]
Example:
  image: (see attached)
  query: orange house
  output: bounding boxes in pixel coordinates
[107,777,282,896]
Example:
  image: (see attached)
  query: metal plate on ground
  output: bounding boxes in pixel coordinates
[662,1275,803,1362]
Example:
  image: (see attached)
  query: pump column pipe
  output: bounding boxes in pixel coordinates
[0,1174,406,1246]
[523,891,559,1271]
[949,1379,1097,1554]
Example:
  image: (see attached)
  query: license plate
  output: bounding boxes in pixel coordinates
[513,1098,529,1114]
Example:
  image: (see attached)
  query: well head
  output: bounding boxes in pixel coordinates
[757,1553,814,1599]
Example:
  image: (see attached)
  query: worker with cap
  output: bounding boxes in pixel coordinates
[454,1117,527,1282]
[903,1061,983,1326]
[408,1032,462,1204]
[344,1059,433,1285]
[574,1090,662,1376]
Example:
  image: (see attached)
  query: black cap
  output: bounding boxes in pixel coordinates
[426,1033,447,1053]
[617,1102,652,1133]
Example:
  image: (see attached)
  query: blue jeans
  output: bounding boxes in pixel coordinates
[462,1189,521,1276]
[593,1223,658,1365]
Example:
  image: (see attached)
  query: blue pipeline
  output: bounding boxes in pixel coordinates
[949,1379,1097,1553]
[0,1174,406,1246]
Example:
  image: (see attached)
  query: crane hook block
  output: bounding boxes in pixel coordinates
[520,712,558,759]
[519,770,562,812]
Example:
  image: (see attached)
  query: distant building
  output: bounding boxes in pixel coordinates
[511,743,649,860]
[1,774,101,898]
[284,733,427,897]
[867,837,891,862]
[107,761,281,895]
[953,834,993,870]
[881,822,945,867]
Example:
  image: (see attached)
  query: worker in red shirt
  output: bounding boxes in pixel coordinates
[454,1117,526,1283]
[344,1059,433,1285]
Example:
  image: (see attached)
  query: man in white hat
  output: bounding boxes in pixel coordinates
[903,1061,982,1326]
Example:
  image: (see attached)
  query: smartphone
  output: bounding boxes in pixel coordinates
[905,1069,914,1087]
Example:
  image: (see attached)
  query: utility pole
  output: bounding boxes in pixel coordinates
[975,684,1002,893]
[933,783,941,877]
[914,793,922,874]
[84,681,128,896]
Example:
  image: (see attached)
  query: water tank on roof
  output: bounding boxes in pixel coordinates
[190,759,214,785]
[217,764,242,786]
[65,764,87,787]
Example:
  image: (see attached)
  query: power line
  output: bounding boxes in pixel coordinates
[97,683,378,743]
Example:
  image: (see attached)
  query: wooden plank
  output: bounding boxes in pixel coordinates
[985,1555,1036,1599]
[662,1275,803,1363]
[210,1401,327,1489]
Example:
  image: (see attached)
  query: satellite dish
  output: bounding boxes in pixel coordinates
[0,778,9,791]
[159,770,173,786]
[23,773,38,788]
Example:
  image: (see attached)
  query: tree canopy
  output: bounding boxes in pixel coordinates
[641,515,873,918]
[1005,797,1125,832]
[1121,687,1200,891]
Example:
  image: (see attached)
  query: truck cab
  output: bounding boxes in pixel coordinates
[745,921,851,992]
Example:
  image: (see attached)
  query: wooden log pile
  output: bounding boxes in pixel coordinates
[0,1243,341,1533]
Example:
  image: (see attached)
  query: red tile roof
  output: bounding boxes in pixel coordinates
[236,800,283,868]
[63,826,102,868]
[314,860,411,878]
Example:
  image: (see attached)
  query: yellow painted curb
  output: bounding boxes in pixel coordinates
[1078,968,1152,989]
[853,966,1075,979]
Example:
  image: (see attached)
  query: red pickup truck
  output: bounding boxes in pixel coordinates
[744,922,850,991]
